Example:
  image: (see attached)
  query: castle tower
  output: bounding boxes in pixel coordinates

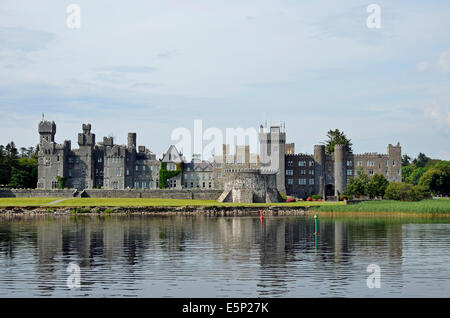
[126,133,137,187]
[334,144,346,197]
[387,142,402,182]
[259,124,286,195]
[128,133,137,149]
[78,124,95,146]
[76,123,96,189]
[38,120,56,144]
[37,120,68,189]
[314,145,326,198]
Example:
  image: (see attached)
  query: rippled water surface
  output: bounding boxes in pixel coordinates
[0,215,449,297]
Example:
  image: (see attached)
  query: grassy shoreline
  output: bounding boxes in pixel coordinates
[313,199,450,213]
[0,198,449,215]
[0,197,343,208]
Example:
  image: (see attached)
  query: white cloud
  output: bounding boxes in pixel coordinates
[438,50,450,72]
[416,61,429,72]
[417,49,450,72]
[424,101,450,134]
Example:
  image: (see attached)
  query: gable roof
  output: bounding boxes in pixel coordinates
[161,145,183,163]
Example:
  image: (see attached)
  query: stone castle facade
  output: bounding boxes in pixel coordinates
[285,143,402,198]
[37,120,402,200]
[38,121,160,190]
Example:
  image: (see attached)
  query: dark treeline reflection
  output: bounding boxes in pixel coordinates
[1,215,448,297]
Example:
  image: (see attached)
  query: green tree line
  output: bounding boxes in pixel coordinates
[0,142,39,188]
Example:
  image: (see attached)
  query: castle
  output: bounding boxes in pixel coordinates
[37,119,402,200]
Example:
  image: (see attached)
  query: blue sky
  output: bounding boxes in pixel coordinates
[0,0,449,160]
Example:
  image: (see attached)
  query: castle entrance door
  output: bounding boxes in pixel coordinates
[325,184,334,197]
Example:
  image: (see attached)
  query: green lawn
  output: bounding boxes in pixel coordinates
[0,198,60,206]
[315,199,450,213]
[0,197,344,208]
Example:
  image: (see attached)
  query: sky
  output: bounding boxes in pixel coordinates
[0,0,449,160]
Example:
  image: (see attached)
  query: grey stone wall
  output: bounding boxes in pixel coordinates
[82,189,222,200]
[0,189,75,198]
[218,169,281,203]
[0,188,222,200]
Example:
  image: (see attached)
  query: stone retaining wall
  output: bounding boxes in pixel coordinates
[0,188,223,200]
[0,189,75,198]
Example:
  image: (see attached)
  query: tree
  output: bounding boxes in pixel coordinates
[418,162,450,195]
[367,174,389,198]
[323,129,353,155]
[402,154,411,166]
[405,166,428,185]
[8,167,29,188]
[412,152,430,168]
[5,141,18,158]
[385,182,431,201]
[345,169,370,196]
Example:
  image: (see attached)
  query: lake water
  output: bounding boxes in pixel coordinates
[0,215,449,297]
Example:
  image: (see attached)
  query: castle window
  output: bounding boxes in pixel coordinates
[385,170,388,175]
[69,170,72,177]
[142,181,147,188]
[300,169,306,174]
[357,161,362,166]
[143,166,146,171]
[347,161,352,166]
[299,179,306,185]
[136,165,139,171]
[115,168,122,177]
[309,170,314,175]
[287,160,293,167]
[369,169,374,175]
[309,161,314,166]
[286,169,293,176]
[203,182,205,188]
[347,170,353,176]
[392,160,396,166]
[288,179,293,185]
[126,169,129,176]
[98,157,102,163]
[209,182,212,188]
[134,181,139,188]
[191,182,193,188]
[112,181,119,189]
[367,161,374,167]
[309,179,314,185]
[299,161,306,166]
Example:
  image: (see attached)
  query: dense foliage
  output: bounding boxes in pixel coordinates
[384,182,431,201]
[158,162,182,189]
[402,153,449,195]
[345,170,389,199]
[0,142,38,188]
[323,129,353,155]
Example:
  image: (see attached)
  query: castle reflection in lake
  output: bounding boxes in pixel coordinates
[1,215,449,297]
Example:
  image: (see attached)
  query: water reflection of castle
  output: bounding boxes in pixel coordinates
[27,217,405,295]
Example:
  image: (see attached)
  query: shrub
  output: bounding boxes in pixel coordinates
[367,174,389,198]
[311,194,323,200]
[385,182,431,201]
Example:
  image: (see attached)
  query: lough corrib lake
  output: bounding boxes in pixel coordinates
[0,215,449,297]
